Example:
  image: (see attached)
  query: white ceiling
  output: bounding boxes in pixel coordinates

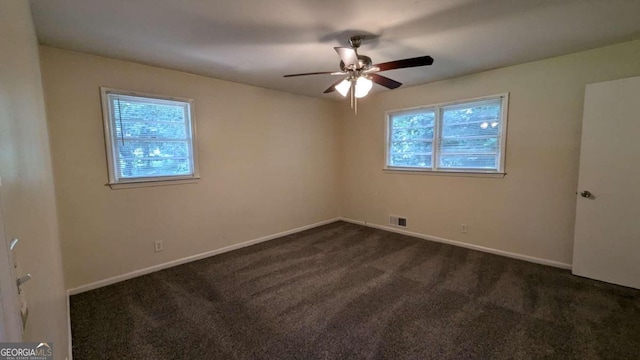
[30,0,640,99]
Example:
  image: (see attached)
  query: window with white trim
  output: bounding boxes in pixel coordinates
[385,94,508,174]
[101,88,199,187]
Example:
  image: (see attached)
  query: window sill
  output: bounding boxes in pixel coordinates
[106,177,200,189]
[383,168,506,178]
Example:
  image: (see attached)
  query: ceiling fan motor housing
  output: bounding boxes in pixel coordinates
[340,55,372,72]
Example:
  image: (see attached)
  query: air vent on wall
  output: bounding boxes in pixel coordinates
[390,215,407,228]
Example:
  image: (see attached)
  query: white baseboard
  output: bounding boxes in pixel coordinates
[67,217,340,295]
[339,217,572,270]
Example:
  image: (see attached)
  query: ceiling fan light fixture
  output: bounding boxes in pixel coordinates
[355,76,373,98]
[335,78,351,97]
[283,35,434,113]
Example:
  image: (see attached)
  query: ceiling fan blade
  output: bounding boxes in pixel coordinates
[374,55,434,72]
[334,47,359,68]
[370,73,402,89]
[323,78,347,94]
[283,71,336,78]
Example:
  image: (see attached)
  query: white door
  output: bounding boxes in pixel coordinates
[0,178,23,341]
[572,76,640,289]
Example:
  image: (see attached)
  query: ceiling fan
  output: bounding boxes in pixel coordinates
[284,35,434,113]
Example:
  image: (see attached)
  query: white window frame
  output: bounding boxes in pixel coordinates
[384,93,509,176]
[100,87,200,189]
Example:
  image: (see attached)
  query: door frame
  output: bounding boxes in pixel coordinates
[0,178,23,341]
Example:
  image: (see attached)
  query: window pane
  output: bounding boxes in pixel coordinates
[438,99,503,171]
[439,154,497,169]
[388,110,435,169]
[115,120,187,139]
[390,154,432,168]
[442,121,500,137]
[118,158,192,178]
[115,140,192,178]
[111,97,186,122]
[391,111,435,129]
[391,127,434,141]
[440,138,499,154]
[117,141,190,159]
[441,102,501,138]
[390,140,432,155]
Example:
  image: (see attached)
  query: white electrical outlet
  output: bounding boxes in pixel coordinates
[154,240,164,252]
[461,224,468,234]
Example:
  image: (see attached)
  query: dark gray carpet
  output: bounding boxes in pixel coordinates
[70,221,640,359]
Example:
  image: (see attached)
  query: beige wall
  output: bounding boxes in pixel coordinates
[40,47,341,289]
[0,1,68,358]
[42,38,640,290]
[340,39,640,266]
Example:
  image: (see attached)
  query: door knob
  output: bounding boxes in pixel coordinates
[580,190,593,198]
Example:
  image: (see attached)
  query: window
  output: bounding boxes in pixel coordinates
[385,94,508,174]
[101,88,199,188]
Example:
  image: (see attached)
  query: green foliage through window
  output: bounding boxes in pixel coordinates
[103,90,198,183]
[387,96,506,172]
